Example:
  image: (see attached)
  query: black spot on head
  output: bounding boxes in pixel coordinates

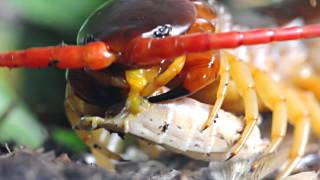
[48,60,60,68]
[153,24,173,38]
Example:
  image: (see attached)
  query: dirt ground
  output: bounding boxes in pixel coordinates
[0,143,319,180]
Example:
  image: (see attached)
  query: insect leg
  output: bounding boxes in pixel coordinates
[252,67,288,154]
[65,85,124,171]
[201,57,230,130]
[222,51,259,159]
[276,88,311,180]
[141,56,186,97]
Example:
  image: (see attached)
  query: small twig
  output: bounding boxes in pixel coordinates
[4,143,12,154]
[0,143,14,159]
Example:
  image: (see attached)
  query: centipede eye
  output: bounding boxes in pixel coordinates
[153,24,173,38]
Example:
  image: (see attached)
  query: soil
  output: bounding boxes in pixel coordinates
[0,145,319,180]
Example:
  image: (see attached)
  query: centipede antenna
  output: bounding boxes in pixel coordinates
[0,42,116,70]
[130,24,320,64]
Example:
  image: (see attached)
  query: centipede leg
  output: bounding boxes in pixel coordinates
[222,51,259,159]
[201,56,230,130]
[301,92,320,137]
[276,88,311,180]
[292,63,320,100]
[148,51,220,103]
[252,67,288,154]
[141,56,186,97]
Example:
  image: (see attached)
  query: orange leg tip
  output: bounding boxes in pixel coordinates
[200,124,210,132]
[225,152,236,161]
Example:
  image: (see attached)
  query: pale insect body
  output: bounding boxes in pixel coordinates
[78,96,265,161]
[68,82,265,160]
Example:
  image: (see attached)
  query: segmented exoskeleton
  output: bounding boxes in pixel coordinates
[0,1,320,179]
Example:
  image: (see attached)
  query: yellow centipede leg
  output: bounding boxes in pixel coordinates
[292,63,320,100]
[222,51,259,159]
[201,55,230,130]
[252,67,288,154]
[302,92,320,136]
[141,55,186,97]
[276,88,311,180]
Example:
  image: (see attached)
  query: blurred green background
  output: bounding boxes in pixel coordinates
[0,0,317,154]
[0,0,106,152]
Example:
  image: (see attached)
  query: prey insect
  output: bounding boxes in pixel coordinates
[72,87,265,161]
[1,0,320,179]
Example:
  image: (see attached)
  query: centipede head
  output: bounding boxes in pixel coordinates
[0,0,319,107]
